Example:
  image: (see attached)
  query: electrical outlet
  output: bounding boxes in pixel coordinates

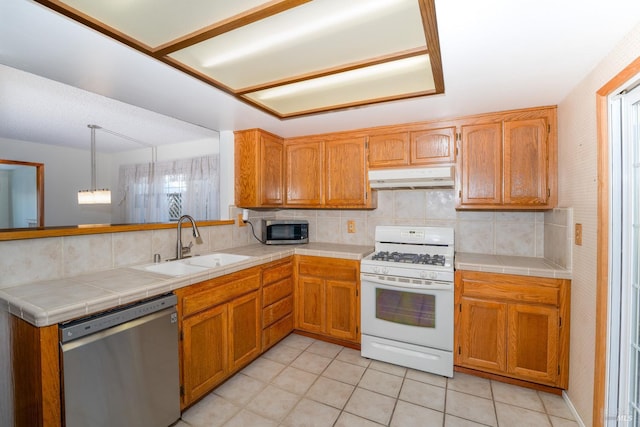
[575,223,582,246]
[347,220,356,233]
[237,213,246,227]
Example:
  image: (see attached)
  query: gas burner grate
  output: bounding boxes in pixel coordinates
[371,251,446,266]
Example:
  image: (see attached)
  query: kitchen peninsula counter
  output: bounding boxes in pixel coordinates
[455,252,571,279]
[0,243,373,328]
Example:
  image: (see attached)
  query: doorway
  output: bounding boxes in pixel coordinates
[606,76,640,426]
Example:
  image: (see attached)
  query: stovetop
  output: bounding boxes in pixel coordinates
[370,251,447,266]
[361,225,455,282]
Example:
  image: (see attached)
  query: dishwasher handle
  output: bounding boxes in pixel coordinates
[59,293,177,343]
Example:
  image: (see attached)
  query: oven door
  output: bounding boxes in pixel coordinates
[360,273,453,351]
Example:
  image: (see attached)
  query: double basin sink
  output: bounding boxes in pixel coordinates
[132,253,252,277]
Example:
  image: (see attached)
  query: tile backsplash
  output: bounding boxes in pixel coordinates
[247,190,552,257]
[0,190,572,287]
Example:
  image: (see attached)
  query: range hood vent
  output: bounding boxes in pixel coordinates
[369,166,455,189]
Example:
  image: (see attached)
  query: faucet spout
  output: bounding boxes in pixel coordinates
[176,215,202,260]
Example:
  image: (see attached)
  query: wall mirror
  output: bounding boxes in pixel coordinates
[0,160,44,228]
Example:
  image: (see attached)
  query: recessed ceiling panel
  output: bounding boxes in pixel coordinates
[35,0,444,118]
[58,0,271,47]
[169,0,426,90]
[243,55,434,116]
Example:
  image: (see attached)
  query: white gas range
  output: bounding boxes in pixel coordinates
[360,225,455,377]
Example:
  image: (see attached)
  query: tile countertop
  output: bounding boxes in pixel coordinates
[0,243,373,328]
[455,252,572,280]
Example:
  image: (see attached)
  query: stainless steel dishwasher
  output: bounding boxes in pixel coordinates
[59,293,180,427]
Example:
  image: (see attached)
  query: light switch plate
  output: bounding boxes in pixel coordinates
[347,220,356,233]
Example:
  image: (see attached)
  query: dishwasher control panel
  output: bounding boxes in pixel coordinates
[59,293,177,343]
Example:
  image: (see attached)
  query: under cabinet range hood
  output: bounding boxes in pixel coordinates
[368,166,455,189]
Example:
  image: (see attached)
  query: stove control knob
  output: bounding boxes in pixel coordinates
[420,271,438,280]
[374,266,389,275]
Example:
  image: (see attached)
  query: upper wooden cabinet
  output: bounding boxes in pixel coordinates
[234,105,556,211]
[325,137,369,207]
[285,140,324,206]
[234,129,284,208]
[285,136,376,209]
[368,132,410,168]
[367,126,456,169]
[457,107,557,209]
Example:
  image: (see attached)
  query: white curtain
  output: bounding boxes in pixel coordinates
[117,155,219,223]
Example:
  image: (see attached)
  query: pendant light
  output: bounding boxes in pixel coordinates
[77,124,111,204]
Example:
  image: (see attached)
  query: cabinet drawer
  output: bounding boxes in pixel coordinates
[462,279,559,306]
[182,271,261,317]
[262,314,294,351]
[263,277,293,307]
[298,259,358,281]
[263,295,293,327]
[263,259,293,285]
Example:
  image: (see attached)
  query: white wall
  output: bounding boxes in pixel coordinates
[0,137,112,226]
[557,21,640,427]
[1,133,225,226]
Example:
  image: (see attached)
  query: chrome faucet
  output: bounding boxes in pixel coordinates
[176,215,202,259]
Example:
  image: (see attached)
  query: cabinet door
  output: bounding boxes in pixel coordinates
[182,304,228,405]
[296,276,325,333]
[503,118,549,206]
[410,127,456,165]
[458,297,507,372]
[234,129,283,208]
[325,137,367,206]
[285,141,323,206]
[260,132,284,205]
[228,291,261,373]
[460,123,502,205]
[368,132,410,168]
[326,280,358,341]
[507,303,559,384]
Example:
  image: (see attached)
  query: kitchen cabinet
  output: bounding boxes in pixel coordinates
[261,257,294,351]
[285,137,375,208]
[457,107,557,209]
[176,267,261,407]
[367,126,456,169]
[295,255,360,344]
[454,270,570,389]
[234,128,284,208]
[285,140,324,206]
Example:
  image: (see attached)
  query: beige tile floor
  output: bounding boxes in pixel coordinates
[176,334,578,427]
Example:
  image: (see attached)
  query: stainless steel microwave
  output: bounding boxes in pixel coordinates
[261,219,309,245]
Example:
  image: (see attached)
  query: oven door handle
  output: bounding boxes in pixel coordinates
[360,273,453,291]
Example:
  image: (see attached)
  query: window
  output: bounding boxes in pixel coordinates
[117,155,219,223]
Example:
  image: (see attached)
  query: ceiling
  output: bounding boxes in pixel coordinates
[1,0,640,153]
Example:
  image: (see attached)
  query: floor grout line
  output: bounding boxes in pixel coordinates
[178,335,577,427]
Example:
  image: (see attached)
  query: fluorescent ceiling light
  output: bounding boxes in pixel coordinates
[202,0,405,68]
[35,0,443,118]
[256,56,429,100]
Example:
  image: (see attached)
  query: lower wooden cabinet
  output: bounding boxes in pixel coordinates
[295,255,360,344]
[176,267,261,407]
[454,270,570,389]
[261,257,295,351]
